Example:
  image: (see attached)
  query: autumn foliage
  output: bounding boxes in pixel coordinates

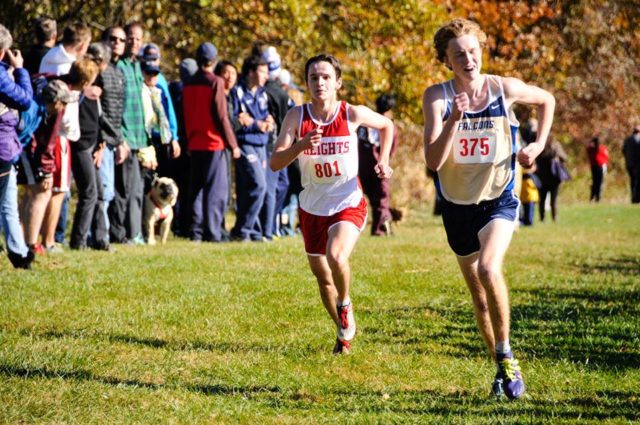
[4,0,640,205]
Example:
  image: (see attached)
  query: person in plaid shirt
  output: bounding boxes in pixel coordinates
[110,21,147,245]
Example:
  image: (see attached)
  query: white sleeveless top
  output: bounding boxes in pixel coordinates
[438,75,519,205]
[297,101,362,216]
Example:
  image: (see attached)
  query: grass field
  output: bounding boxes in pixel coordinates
[1,203,638,424]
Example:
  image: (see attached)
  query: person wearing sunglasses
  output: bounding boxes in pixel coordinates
[98,26,127,244]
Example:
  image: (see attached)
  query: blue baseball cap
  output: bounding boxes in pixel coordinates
[196,42,217,62]
[140,43,160,61]
[141,61,161,75]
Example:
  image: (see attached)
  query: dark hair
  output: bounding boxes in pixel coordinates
[196,57,213,68]
[375,93,396,114]
[304,54,342,82]
[250,40,268,57]
[214,60,237,76]
[62,22,91,47]
[86,42,111,66]
[34,16,56,44]
[241,55,268,78]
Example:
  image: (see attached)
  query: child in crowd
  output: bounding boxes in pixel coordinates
[519,163,539,226]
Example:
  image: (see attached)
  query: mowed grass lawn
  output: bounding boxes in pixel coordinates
[1,203,638,424]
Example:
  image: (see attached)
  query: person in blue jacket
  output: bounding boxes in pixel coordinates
[0,25,34,267]
[229,55,274,241]
[138,43,180,177]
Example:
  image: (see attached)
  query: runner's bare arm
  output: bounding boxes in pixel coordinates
[270,107,321,171]
[349,104,394,178]
[423,84,467,171]
[503,77,555,167]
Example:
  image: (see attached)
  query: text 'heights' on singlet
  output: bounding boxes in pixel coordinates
[297,101,362,216]
[438,74,519,205]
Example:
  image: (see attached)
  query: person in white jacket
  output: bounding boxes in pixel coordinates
[39,22,90,76]
[37,22,92,252]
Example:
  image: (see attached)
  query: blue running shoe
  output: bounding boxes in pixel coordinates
[492,373,505,397]
[496,352,525,400]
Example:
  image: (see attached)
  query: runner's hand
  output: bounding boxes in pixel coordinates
[452,92,470,119]
[302,127,323,149]
[517,142,544,167]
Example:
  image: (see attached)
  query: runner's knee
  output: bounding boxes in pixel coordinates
[326,250,349,270]
[477,263,501,285]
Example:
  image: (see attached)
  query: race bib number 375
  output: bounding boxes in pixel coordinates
[453,132,497,164]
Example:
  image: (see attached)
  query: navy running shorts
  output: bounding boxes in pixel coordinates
[441,190,520,257]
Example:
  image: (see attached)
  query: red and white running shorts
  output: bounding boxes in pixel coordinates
[298,196,367,256]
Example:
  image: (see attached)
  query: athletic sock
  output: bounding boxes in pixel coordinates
[495,340,511,356]
[337,297,351,307]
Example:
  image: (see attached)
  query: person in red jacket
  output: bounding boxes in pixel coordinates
[586,137,608,202]
[182,42,240,242]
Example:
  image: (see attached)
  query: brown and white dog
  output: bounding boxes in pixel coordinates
[143,176,178,245]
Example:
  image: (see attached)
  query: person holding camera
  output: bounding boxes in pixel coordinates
[0,25,34,267]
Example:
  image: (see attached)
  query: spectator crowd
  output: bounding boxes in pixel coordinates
[0,18,317,269]
[1,17,402,270]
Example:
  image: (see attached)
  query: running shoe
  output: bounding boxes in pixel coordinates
[333,338,351,355]
[337,302,356,341]
[491,373,505,397]
[131,234,146,245]
[45,243,64,254]
[29,243,45,255]
[495,352,525,400]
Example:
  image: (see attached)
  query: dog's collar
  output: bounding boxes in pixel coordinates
[150,191,171,220]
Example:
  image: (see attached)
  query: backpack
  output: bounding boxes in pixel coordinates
[16,73,53,147]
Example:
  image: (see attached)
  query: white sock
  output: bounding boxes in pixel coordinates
[337,297,351,307]
[495,340,511,355]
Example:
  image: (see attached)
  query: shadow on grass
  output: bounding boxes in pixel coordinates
[362,305,487,358]
[578,256,640,276]
[362,282,640,371]
[267,388,640,421]
[0,363,281,396]
[512,285,640,370]
[2,363,637,421]
[16,328,320,357]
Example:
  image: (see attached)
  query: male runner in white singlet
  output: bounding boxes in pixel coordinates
[423,19,555,399]
[270,54,394,354]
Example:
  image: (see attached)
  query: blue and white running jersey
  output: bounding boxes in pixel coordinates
[437,74,518,205]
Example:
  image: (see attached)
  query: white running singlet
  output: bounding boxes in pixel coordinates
[438,75,518,205]
[297,101,362,216]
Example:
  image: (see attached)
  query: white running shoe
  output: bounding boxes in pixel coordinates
[337,302,356,341]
